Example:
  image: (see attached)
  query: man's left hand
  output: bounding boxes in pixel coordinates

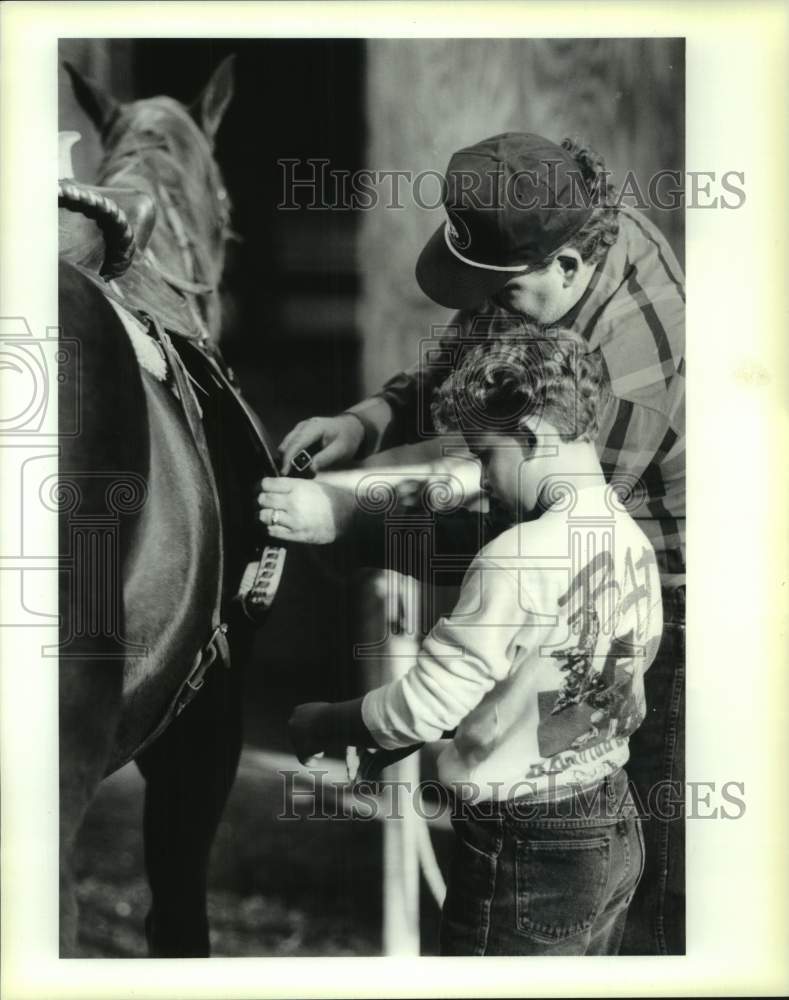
[258,477,356,544]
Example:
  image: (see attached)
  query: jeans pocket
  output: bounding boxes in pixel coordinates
[515,834,610,943]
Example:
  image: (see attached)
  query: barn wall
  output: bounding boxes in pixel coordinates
[358,38,684,395]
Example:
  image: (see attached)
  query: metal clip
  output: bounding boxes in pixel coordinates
[179,622,231,706]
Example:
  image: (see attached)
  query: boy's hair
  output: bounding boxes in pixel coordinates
[554,136,620,267]
[431,326,607,443]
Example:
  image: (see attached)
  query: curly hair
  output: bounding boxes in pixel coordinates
[431,325,607,443]
[554,136,620,266]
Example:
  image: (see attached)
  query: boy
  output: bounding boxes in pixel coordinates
[289,329,663,955]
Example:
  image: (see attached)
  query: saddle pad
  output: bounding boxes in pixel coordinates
[106,297,168,381]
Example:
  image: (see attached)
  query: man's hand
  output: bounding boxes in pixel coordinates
[279,414,364,474]
[288,702,332,766]
[258,477,357,544]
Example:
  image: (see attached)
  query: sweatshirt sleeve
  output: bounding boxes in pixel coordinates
[361,548,530,749]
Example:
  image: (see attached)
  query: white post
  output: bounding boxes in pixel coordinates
[382,571,421,957]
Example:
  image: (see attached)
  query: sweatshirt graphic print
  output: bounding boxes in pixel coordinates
[362,485,664,802]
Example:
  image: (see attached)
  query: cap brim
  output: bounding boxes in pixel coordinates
[415,223,520,310]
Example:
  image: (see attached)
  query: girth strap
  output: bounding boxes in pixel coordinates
[183,339,281,475]
[176,341,287,623]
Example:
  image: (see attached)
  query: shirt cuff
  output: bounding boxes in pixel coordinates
[361,688,406,751]
[344,396,394,458]
[361,684,444,750]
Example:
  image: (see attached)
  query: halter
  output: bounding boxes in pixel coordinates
[98,98,232,345]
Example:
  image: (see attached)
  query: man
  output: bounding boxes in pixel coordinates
[260,132,685,955]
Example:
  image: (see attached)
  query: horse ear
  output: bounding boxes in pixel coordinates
[63,61,120,136]
[191,54,235,144]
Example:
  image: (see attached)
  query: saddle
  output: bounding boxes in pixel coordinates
[59,172,284,748]
[59,183,156,274]
[59,179,200,339]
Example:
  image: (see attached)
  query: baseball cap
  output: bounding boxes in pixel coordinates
[416,132,594,309]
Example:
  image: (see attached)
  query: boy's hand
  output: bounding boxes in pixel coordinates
[289,697,375,766]
[258,477,356,544]
[289,702,332,766]
[279,414,364,474]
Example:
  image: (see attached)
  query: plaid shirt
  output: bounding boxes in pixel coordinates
[354,206,685,584]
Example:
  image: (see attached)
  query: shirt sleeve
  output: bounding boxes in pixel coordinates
[361,551,531,749]
[345,312,467,454]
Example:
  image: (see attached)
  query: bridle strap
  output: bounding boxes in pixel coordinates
[153,180,219,344]
[151,262,214,297]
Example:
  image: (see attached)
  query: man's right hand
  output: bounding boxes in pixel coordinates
[279,414,364,474]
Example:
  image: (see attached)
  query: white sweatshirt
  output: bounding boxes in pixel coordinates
[362,484,664,802]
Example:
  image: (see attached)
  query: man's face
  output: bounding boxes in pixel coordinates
[490,255,578,324]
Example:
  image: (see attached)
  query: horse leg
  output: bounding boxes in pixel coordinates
[135,617,250,957]
[58,262,148,954]
[60,659,124,955]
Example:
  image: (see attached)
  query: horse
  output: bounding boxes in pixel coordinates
[59,57,278,957]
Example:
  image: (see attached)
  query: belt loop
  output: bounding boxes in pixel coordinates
[605,774,616,814]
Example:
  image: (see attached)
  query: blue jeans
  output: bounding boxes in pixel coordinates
[440,768,645,956]
[620,585,686,954]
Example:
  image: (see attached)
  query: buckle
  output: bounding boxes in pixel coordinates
[176,622,230,713]
[291,448,313,473]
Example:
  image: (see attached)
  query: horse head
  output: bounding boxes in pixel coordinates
[64,57,236,342]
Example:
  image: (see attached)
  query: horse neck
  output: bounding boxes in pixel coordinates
[99,128,226,343]
[146,173,225,341]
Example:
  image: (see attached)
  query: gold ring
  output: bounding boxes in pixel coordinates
[271,509,279,527]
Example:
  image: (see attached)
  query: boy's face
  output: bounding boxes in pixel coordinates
[468,430,538,519]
